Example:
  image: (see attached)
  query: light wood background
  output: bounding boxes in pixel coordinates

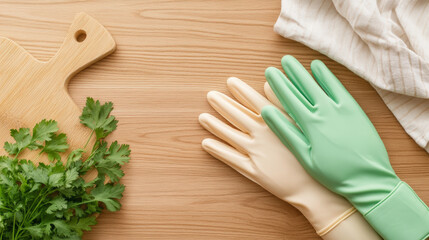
[0,0,427,239]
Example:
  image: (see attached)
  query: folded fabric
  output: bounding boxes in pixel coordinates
[274,0,429,152]
[199,77,380,239]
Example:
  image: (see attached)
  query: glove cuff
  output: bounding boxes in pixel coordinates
[322,210,381,240]
[317,207,356,236]
[365,181,429,240]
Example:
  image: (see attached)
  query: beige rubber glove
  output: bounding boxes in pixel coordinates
[199,77,380,239]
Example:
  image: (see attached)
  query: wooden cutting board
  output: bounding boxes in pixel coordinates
[0,12,116,163]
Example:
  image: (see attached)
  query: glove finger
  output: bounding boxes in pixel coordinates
[199,113,251,154]
[281,55,328,105]
[207,91,259,134]
[227,77,271,114]
[202,138,256,181]
[263,82,295,120]
[261,105,312,169]
[310,60,350,104]
[265,67,312,123]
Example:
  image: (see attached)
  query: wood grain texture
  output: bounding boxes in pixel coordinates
[0,0,427,239]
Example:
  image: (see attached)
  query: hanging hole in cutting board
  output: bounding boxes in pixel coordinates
[75,30,87,42]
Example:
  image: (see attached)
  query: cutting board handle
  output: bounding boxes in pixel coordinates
[48,12,116,84]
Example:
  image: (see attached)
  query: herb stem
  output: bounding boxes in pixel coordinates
[84,130,94,149]
[12,212,15,240]
[27,188,54,223]
[0,206,12,211]
[14,227,22,240]
[21,188,45,227]
[13,149,22,161]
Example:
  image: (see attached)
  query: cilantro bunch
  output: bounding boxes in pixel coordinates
[0,98,130,239]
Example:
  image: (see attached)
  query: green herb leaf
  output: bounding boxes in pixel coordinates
[29,167,49,185]
[69,216,97,236]
[4,128,32,155]
[46,197,68,214]
[91,183,125,211]
[79,97,117,140]
[106,141,130,165]
[25,224,44,238]
[64,168,79,188]
[42,133,69,161]
[32,119,58,143]
[50,220,72,236]
[96,161,124,182]
[48,172,64,187]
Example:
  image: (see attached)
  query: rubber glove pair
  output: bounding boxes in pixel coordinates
[262,56,429,240]
[199,77,380,239]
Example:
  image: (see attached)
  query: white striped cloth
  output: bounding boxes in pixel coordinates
[274,0,429,152]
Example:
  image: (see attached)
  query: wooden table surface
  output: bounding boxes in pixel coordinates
[0,0,428,239]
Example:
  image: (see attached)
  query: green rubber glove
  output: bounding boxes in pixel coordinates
[261,55,429,240]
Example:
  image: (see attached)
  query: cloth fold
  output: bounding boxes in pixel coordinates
[275,0,429,152]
